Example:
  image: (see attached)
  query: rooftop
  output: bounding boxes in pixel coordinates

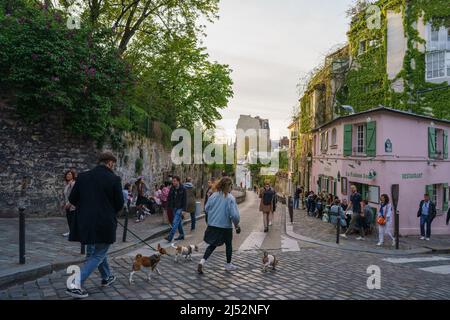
[312,106,450,132]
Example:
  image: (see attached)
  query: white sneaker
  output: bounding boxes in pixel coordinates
[376,242,383,246]
[340,234,347,239]
[392,240,396,246]
[356,236,365,241]
[420,236,425,240]
[425,238,430,241]
[224,263,238,271]
[62,232,70,237]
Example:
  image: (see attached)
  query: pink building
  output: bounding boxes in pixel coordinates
[310,107,449,236]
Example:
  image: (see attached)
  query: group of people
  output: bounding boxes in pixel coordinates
[292,184,449,247]
[62,153,242,299]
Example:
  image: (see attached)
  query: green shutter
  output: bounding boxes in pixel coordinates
[366,121,376,157]
[343,124,353,156]
[425,185,433,197]
[444,130,448,159]
[428,127,436,159]
[443,183,449,212]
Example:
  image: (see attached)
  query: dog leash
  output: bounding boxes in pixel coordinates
[117,220,172,257]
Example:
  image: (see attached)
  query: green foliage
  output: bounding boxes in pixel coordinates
[337,0,450,118]
[0,1,132,140]
[135,157,144,175]
[0,0,233,146]
[278,150,288,171]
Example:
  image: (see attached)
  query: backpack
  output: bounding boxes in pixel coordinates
[262,189,274,205]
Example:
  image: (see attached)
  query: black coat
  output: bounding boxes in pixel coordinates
[168,185,187,210]
[417,200,437,220]
[68,165,124,245]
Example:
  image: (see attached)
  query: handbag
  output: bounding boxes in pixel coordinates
[377,216,386,225]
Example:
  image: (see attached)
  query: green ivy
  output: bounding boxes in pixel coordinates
[0,2,132,140]
[337,0,450,119]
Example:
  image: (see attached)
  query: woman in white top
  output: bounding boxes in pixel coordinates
[376,194,395,246]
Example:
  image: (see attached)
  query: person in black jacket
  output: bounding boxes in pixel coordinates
[66,152,124,299]
[165,176,187,242]
[417,193,437,240]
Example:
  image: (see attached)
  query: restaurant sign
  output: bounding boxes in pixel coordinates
[401,173,423,180]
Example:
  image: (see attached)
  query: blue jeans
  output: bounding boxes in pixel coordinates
[294,197,299,209]
[168,208,184,240]
[190,211,196,230]
[420,215,432,238]
[80,243,111,285]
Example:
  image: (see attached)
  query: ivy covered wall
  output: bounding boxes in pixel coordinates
[338,0,450,119]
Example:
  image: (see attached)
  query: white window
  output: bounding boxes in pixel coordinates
[320,131,328,153]
[331,128,337,146]
[356,124,365,154]
[431,28,439,42]
[426,51,446,80]
[358,40,367,55]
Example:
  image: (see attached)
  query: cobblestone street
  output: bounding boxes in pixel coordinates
[1,193,449,300]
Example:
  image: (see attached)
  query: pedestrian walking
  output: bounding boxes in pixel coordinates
[62,169,77,237]
[259,180,275,232]
[164,176,187,242]
[184,177,197,231]
[376,194,395,246]
[294,186,301,209]
[417,193,437,240]
[65,152,124,299]
[362,200,374,234]
[204,178,216,224]
[197,177,240,274]
[341,185,365,240]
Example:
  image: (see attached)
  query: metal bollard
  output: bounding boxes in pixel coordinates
[122,205,129,242]
[19,206,26,264]
[80,244,85,255]
[336,216,341,244]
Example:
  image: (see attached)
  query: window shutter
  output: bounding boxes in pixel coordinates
[425,185,433,197]
[443,183,449,212]
[428,127,436,158]
[444,130,448,159]
[366,121,376,157]
[343,124,352,156]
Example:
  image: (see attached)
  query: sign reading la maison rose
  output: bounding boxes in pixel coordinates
[345,172,373,180]
[401,173,423,179]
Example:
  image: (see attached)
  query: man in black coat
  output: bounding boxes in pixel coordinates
[417,193,437,241]
[164,176,187,242]
[66,152,124,299]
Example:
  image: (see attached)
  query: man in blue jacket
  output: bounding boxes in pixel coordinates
[417,193,437,241]
[165,176,187,242]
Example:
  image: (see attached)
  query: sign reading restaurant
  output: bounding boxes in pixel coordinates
[401,173,423,179]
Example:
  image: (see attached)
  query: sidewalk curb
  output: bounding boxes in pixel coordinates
[283,206,437,256]
[0,214,206,289]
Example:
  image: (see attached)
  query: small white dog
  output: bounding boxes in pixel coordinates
[172,244,198,263]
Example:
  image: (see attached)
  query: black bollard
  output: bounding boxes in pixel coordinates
[19,206,25,264]
[395,210,399,249]
[80,244,85,255]
[336,216,340,244]
[122,205,129,242]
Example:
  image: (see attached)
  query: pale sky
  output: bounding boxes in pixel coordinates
[203,0,355,141]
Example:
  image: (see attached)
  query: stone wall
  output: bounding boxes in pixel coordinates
[0,98,210,217]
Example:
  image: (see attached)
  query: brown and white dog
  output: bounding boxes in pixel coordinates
[129,244,167,284]
[172,243,198,262]
[262,251,278,272]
